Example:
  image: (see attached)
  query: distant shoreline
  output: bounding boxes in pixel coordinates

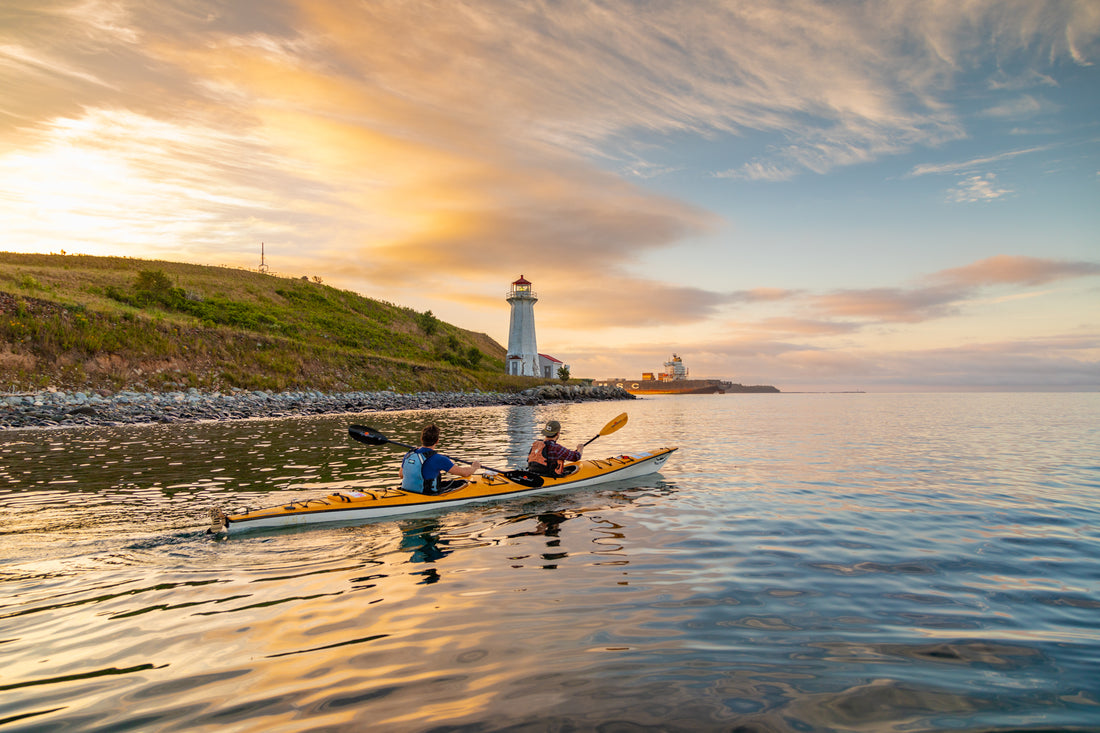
[0,384,634,430]
[781,390,866,394]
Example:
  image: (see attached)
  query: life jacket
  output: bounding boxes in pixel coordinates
[527,439,564,476]
[401,448,440,494]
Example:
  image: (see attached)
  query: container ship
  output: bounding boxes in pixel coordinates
[594,354,779,395]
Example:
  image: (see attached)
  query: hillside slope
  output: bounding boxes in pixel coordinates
[0,252,555,394]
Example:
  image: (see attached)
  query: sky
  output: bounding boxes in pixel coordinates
[2,0,1098,391]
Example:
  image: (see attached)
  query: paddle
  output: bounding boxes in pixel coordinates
[582,412,629,448]
[347,425,544,488]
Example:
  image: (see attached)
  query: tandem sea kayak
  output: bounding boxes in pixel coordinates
[208,446,677,535]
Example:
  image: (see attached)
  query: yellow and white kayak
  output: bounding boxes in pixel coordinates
[208,446,677,534]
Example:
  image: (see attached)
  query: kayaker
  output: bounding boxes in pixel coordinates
[399,424,481,495]
[526,420,584,477]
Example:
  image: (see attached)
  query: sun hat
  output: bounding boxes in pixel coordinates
[540,420,561,436]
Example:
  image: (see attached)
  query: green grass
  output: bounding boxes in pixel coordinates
[0,252,563,394]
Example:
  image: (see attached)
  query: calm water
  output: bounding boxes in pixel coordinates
[1,393,1098,732]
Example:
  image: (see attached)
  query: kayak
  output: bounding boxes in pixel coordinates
[208,446,676,534]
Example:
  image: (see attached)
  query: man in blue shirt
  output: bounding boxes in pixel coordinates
[399,424,481,494]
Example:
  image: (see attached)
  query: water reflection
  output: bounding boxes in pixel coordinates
[2,395,1098,731]
[399,519,450,583]
[393,502,643,582]
[504,511,572,569]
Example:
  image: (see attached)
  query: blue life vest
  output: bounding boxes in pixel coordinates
[401,448,439,494]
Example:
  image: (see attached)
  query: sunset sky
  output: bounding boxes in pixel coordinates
[2,0,1098,390]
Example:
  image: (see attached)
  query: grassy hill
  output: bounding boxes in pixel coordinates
[0,252,562,394]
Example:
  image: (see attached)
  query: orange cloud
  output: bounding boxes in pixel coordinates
[729,288,801,303]
[812,286,962,323]
[745,317,862,336]
[932,255,1100,287]
[809,256,1100,324]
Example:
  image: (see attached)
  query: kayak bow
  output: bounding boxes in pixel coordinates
[208,446,676,534]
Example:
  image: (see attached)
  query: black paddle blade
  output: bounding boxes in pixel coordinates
[499,470,544,488]
[348,425,389,446]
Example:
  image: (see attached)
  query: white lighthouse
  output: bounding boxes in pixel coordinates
[505,275,540,376]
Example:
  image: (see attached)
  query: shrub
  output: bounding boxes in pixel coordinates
[134,269,173,296]
[418,310,438,336]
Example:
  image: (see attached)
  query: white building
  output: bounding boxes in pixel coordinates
[505,275,540,376]
[505,275,569,378]
[538,353,565,379]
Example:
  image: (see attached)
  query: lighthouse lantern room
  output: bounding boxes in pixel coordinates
[505,275,539,376]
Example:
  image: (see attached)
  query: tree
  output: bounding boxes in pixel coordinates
[418,309,438,336]
[134,269,172,295]
[132,269,177,306]
[557,364,570,381]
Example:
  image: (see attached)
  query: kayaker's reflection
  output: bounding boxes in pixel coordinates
[508,511,571,570]
[400,519,449,584]
[508,511,569,539]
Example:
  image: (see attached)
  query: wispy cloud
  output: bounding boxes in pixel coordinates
[932,255,1100,287]
[812,286,963,323]
[729,288,802,303]
[0,44,113,88]
[850,335,1100,388]
[743,317,862,337]
[946,172,1013,203]
[908,146,1053,177]
[980,94,1050,118]
[810,255,1100,324]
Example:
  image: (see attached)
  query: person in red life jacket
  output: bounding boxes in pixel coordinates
[399,423,481,495]
[526,419,584,477]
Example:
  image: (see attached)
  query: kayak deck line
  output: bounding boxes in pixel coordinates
[208,446,677,535]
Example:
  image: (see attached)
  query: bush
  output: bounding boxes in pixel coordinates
[418,310,438,336]
[134,269,173,296]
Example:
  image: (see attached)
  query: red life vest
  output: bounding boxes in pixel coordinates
[527,439,564,476]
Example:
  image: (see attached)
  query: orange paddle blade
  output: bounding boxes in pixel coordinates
[600,412,629,436]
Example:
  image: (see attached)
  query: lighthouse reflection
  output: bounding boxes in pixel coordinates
[503,404,537,466]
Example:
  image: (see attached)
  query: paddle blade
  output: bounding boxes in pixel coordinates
[583,412,629,447]
[600,412,628,436]
[348,425,389,446]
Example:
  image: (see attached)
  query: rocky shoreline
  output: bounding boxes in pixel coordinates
[0,383,635,430]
